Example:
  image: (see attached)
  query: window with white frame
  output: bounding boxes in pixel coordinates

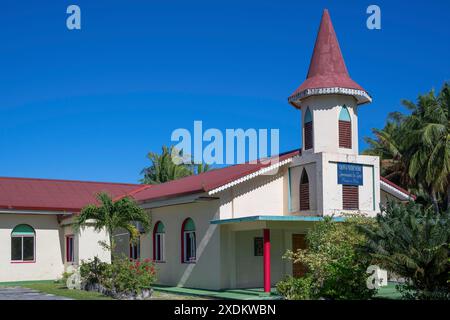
[181,218,196,263]
[11,224,35,262]
[153,221,165,262]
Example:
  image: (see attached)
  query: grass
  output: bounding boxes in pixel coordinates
[374,282,402,300]
[0,280,206,300]
[0,280,112,300]
[2,280,403,300]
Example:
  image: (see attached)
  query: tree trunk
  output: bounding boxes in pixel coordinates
[447,186,450,211]
[109,228,114,263]
[431,189,439,214]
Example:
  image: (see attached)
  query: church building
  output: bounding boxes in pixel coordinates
[0,10,414,291]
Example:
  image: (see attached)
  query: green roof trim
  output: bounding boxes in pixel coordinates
[210,215,345,224]
[304,108,312,123]
[11,224,35,236]
[339,105,351,121]
[183,218,195,231]
[155,221,165,233]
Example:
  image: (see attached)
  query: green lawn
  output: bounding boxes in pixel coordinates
[21,282,208,300]
[374,282,402,300]
[0,281,112,300]
[0,280,207,300]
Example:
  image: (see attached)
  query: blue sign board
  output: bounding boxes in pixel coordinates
[337,163,363,186]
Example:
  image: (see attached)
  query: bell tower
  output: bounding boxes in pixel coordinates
[288,9,372,155]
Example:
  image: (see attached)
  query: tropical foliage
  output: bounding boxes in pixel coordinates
[276,275,314,300]
[79,256,156,298]
[140,145,212,184]
[364,82,449,212]
[107,257,156,295]
[279,215,377,300]
[74,192,150,260]
[359,201,450,299]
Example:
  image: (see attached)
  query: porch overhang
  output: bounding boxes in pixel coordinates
[211,215,345,231]
[210,215,345,225]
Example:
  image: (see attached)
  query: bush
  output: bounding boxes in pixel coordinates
[57,271,74,286]
[281,214,377,300]
[276,275,314,300]
[360,201,450,300]
[79,257,157,298]
[79,256,111,287]
[106,258,157,295]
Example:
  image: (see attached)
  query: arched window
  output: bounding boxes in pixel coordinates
[339,106,352,149]
[181,218,196,263]
[11,224,35,262]
[299,169,310,211]
[153,221,165,262]
[304,108,313,150]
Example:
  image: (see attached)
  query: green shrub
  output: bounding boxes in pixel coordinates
[57,271,74,286]
[282,214,377,300]
[360,201,450,300]
[79,257,157,296]
[276,275,315,300]
[79,256,111,286]
[106,258,157,295]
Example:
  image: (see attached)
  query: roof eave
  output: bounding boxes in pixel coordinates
[288,87,372,108]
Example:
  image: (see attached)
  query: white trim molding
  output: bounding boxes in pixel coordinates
[380,180,413,201]
[208,157,294,195]
[0,209,72,215]
[289,87,372,107]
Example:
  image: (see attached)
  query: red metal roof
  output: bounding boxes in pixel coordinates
[132,149,301,202]
[0,177,141,212]
[288,9,368,106]
[0,151,414,212]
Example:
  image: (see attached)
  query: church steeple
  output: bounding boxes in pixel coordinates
[288,9,371,109]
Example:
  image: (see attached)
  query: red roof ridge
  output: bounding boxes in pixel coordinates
[112,184,152,202]
[0,176,140,186]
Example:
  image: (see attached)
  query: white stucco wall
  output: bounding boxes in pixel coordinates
[320,153,380,216]
[0,214,64,282]
[139,200,222,290]
[218,222,313,289]
[61,218,111,266]
[289,153,320,215]
[218,168,286,219]
[78,227,111,264]
[233,229,286,288]
[301,95,359,155]
[289,152,381,217]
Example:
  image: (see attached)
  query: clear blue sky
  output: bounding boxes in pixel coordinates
[0,0,448,183]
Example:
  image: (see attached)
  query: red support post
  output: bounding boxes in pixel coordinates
[263,228,271,293]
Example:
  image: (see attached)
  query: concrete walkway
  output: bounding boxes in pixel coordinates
[0,287,72,300]
[153,285,281,300]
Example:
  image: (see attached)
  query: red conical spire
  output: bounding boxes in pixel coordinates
[288,9,371,108]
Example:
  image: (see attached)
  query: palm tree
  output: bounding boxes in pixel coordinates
[363,116,412,188]
[193,163,212,175]
[364,83,450,212]
[141,145,213,184]
[403,83,449,212]
[359,201,450,299]
[73,192,151,261]
[140,146,193,184]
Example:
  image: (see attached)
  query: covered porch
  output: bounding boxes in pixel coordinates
[211,215,344,292]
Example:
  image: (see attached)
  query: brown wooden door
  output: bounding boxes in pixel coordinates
[292,234,307,277]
